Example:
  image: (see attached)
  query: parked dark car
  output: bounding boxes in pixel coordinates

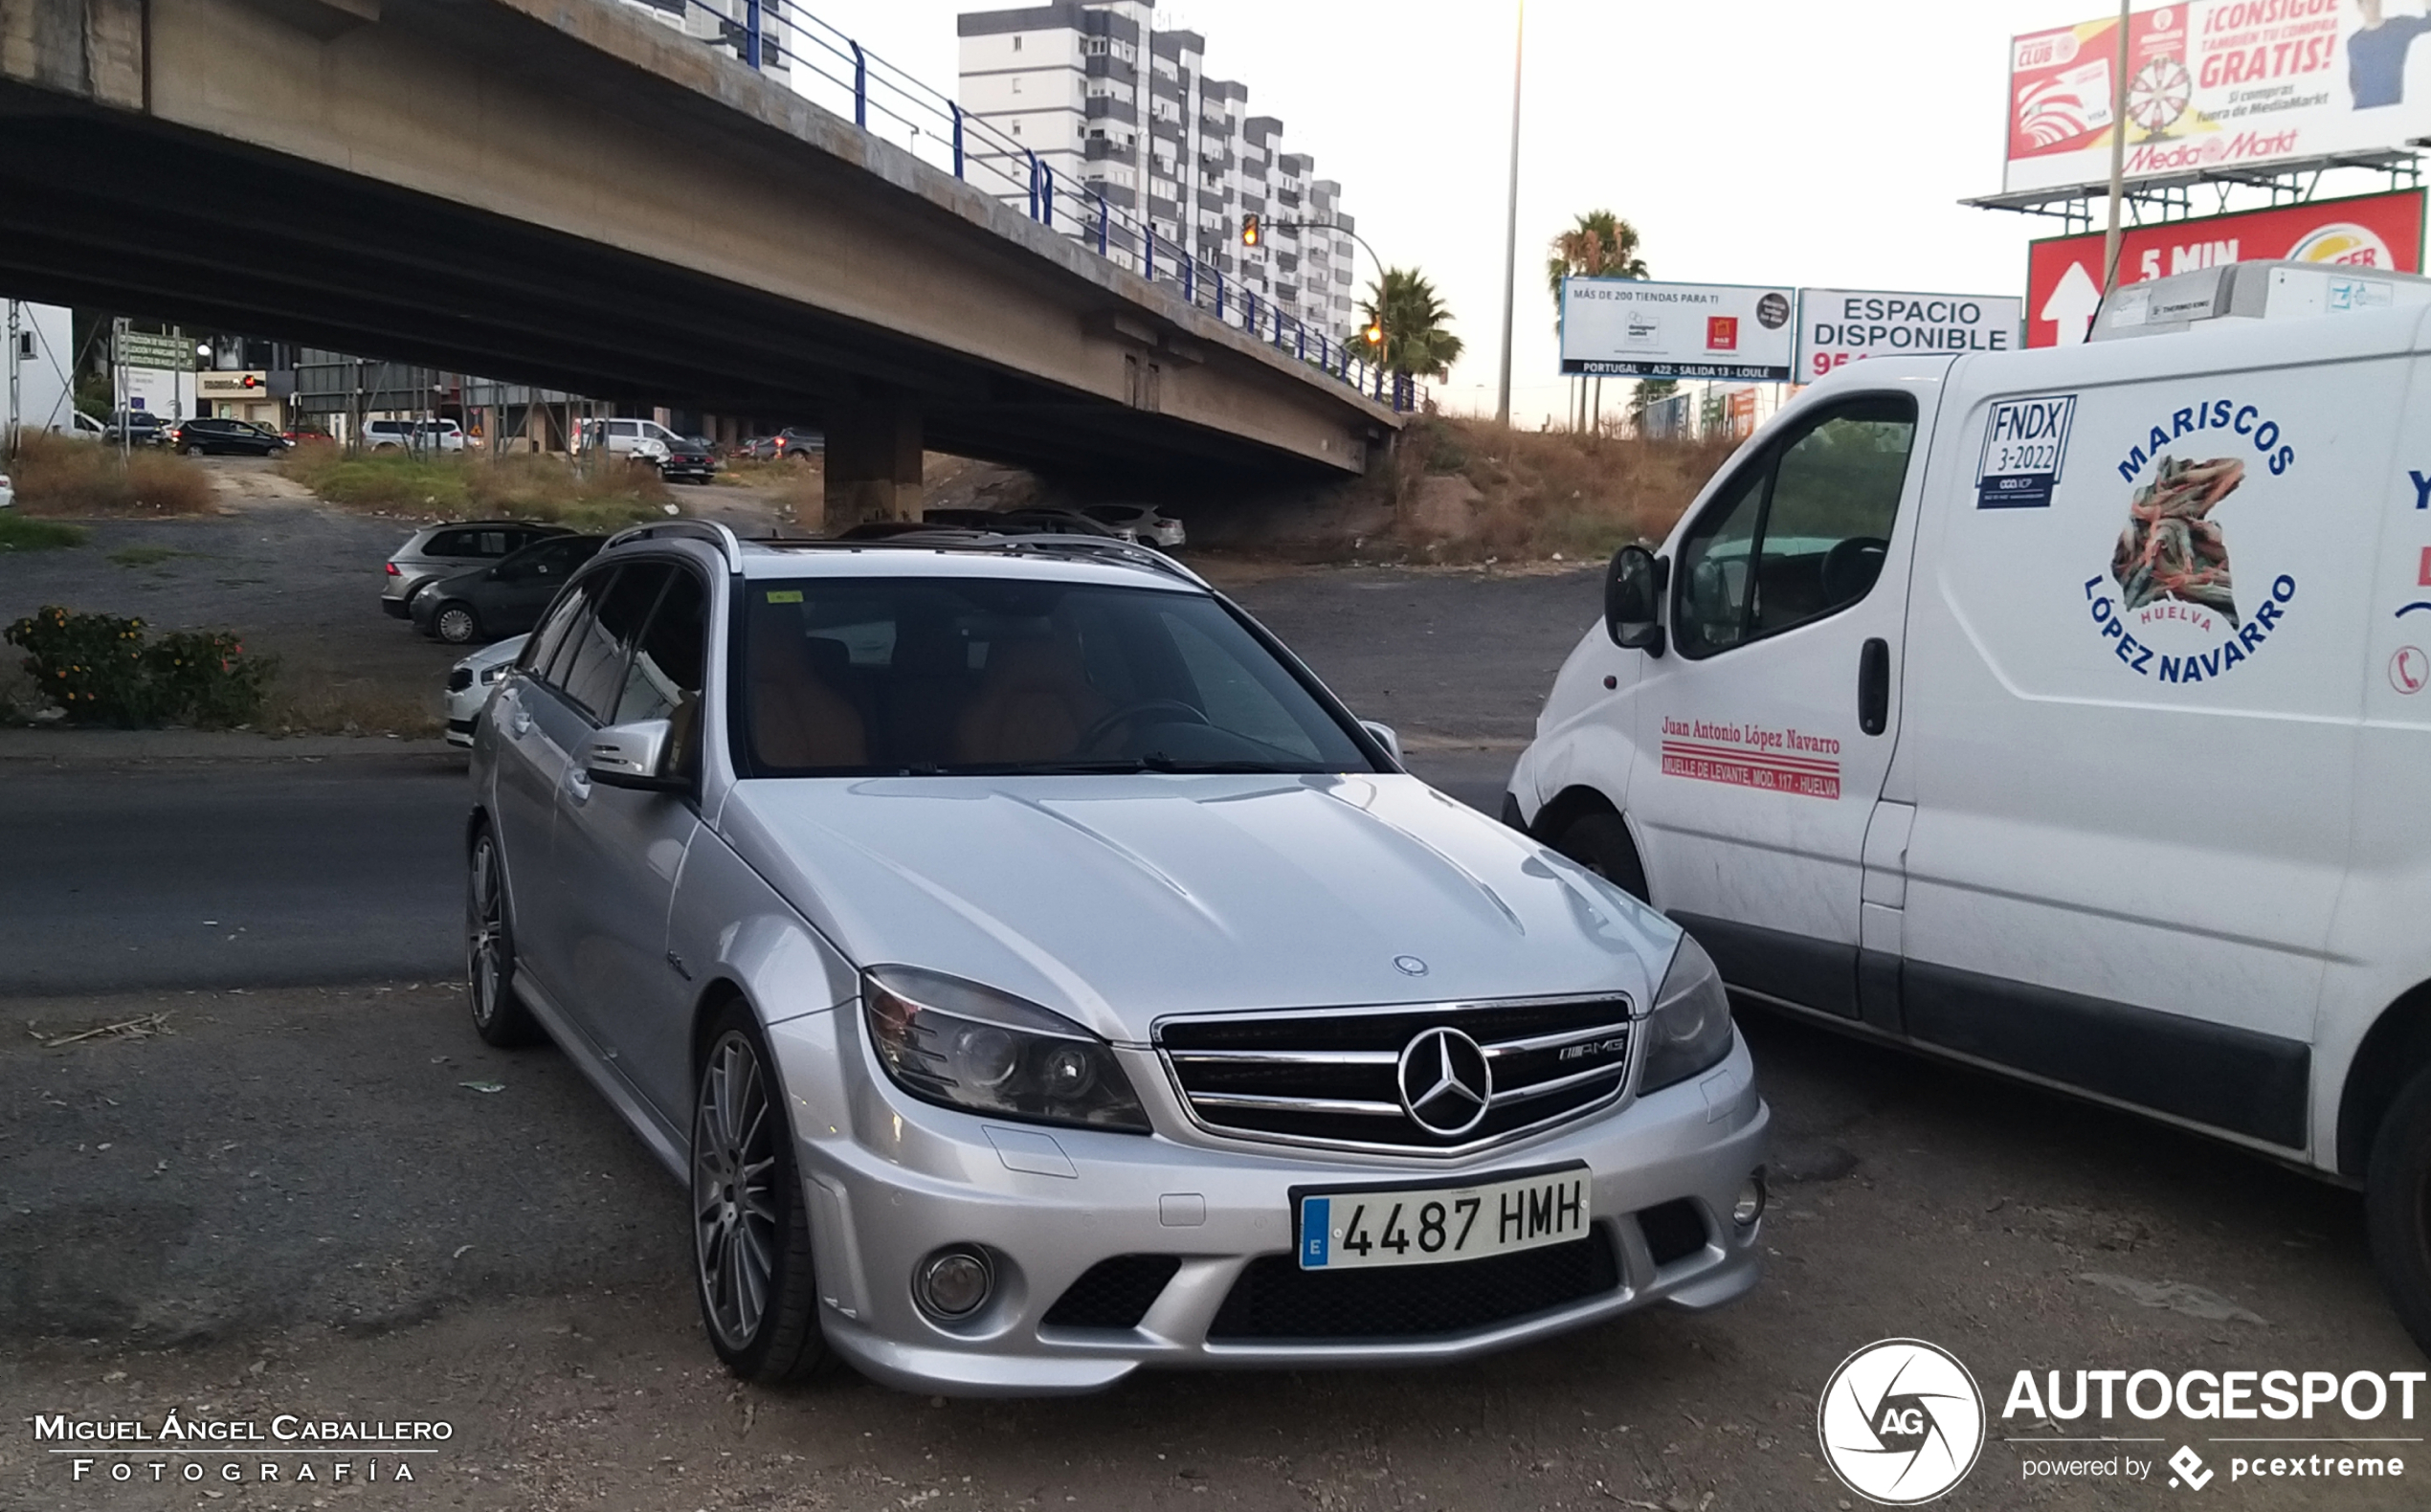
[742,427,824,460]
[100,411,169,447]
[169,417,290,456]
[658,434,718,484]
[382,521,571,618]
[409,534,606,644]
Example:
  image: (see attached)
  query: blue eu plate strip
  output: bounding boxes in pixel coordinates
[1302,1197,1329,1267]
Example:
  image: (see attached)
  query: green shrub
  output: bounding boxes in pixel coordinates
[4,606,277,727]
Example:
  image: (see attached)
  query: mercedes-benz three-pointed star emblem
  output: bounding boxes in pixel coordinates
[1396,1026,1493,1137]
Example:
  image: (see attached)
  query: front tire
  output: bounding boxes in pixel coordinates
[2367,1063,2431,1355]
[694,1004,831,1384]
[466,828,544,1047]
[434,602,480,645]
[1552,810,1651,902]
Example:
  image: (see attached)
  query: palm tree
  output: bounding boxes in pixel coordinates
[1357,268,1465,382]
[1547,211,1648,433]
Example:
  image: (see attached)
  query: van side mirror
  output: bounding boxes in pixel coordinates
[1604,545,1667,656]
[586,718,684,791]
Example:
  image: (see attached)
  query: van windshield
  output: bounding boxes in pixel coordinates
[737,577,1376,777]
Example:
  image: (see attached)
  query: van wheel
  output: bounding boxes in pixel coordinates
[1552,811,1650,903]
[2367,1063,2431,1355]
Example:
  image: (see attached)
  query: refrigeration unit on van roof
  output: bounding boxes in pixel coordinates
[2088,259,2431,342]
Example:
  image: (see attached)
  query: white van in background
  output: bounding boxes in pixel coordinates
[1505,262,2431,1353]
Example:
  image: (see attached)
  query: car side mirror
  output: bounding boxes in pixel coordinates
[1604,545,1668,656]
[1358,720,1403,766]
[585,719,683,791]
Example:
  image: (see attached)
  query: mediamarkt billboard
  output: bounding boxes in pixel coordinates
[1559,278,1795,381]
[2005,2,2431,196]
[2024,188,2425,345]
[1795,289,2024,378]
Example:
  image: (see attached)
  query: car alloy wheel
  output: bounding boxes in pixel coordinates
[689,1009,831,1383]
[695,1031,781,1350]
[435,603,480,645]
[465,830,542,1046]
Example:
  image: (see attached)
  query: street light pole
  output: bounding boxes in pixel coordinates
[1494,0,1524,427]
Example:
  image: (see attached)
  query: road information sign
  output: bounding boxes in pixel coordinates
[115,330,193,371]
[1795,289,2022,379]
[1559,278,1795,381]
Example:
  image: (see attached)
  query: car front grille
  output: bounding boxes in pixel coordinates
[1040,1255,1182,1331]
[1156,994,1634,1154]
[1206,1228,1621,1343]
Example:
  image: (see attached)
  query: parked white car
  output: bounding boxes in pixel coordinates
[444,634,528,747]
[0,470,13,510]
[1083,503,1187,549]
[365,417,467,453]
[1505,259,2431,1354]
[576,416,686,459]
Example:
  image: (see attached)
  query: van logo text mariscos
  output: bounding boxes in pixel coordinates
[2084,402,2300,684]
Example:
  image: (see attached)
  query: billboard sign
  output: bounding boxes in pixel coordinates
[2004,2,2431,196]
[1795,289,2024,378]
[2025,188,2425,345]
[1559,278,1795,380]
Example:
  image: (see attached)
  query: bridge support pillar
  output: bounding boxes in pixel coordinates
[823,393,923,528]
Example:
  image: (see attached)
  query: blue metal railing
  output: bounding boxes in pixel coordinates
[653,0,1423,414]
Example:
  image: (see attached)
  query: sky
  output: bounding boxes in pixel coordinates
[790,1,2114,428]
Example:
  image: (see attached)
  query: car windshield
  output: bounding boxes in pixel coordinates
[740,575,1375,776]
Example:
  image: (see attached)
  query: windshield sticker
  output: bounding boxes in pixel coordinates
[1660,717,1840,800]
[1977,394,2076,509]
[2081,404,2299,684]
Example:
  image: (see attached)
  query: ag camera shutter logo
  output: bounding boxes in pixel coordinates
[1818,1339,1987,1504]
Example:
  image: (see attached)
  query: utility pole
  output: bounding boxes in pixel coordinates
[113,316,129,462]
[1494,0,1525,427]
[2101,0,2131,294]
[5,301,20,462]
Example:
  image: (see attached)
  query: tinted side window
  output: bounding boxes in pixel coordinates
[561,565,672,720]
[1673,465,1766,657]
[617,572,710,780]
[424,529,473,557]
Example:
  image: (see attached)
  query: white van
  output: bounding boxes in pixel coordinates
[574,416,681,462]
[364,417,467,454]
[1506,261,2431,1352]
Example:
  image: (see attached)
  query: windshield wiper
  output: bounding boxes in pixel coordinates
[933,756,1308,776]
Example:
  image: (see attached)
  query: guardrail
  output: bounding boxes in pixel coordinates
[648,0,1424,415]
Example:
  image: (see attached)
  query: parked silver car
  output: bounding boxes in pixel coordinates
[444,634,526,747]
[465,521,1766,1395]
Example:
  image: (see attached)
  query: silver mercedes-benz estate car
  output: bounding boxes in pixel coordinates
[465,520,1768,1395]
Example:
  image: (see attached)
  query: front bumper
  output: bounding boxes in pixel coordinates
[766,1011,1766,1395]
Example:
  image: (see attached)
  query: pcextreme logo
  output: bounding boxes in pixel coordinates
[1818,1339,1988,1504]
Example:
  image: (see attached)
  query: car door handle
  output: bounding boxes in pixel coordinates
[1858,637,1890,737]
[564,767,591,804]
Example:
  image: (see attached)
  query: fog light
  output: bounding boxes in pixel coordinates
[1732,1170,1767,1228]
[913,1247,993,1321]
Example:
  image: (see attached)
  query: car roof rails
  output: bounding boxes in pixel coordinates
[604,518,745,573]
[996,533,1207,589]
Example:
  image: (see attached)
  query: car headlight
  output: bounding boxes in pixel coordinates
[1638,932,1735,1095]
[861,967,1150,1132]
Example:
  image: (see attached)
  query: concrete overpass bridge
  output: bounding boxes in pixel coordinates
[0,0,1406,518]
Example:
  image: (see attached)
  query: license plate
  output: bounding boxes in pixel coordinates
[1295,1165,1591,1271]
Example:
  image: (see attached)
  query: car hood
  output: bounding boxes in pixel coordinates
[715,773,1678,1041]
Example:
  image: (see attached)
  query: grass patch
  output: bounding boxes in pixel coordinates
[0,514,89,552]
[277,449,677,533]
[9,433,215,518]
[106,545,183,567]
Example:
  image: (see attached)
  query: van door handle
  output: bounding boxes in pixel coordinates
[1858,638,1890,737]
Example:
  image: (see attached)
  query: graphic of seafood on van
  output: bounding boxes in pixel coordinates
[2110,456,2242,626]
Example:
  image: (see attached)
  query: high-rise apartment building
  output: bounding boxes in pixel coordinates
[956,2,1357,345]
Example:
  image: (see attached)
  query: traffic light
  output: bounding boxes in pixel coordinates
[1240,213,1260,248]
